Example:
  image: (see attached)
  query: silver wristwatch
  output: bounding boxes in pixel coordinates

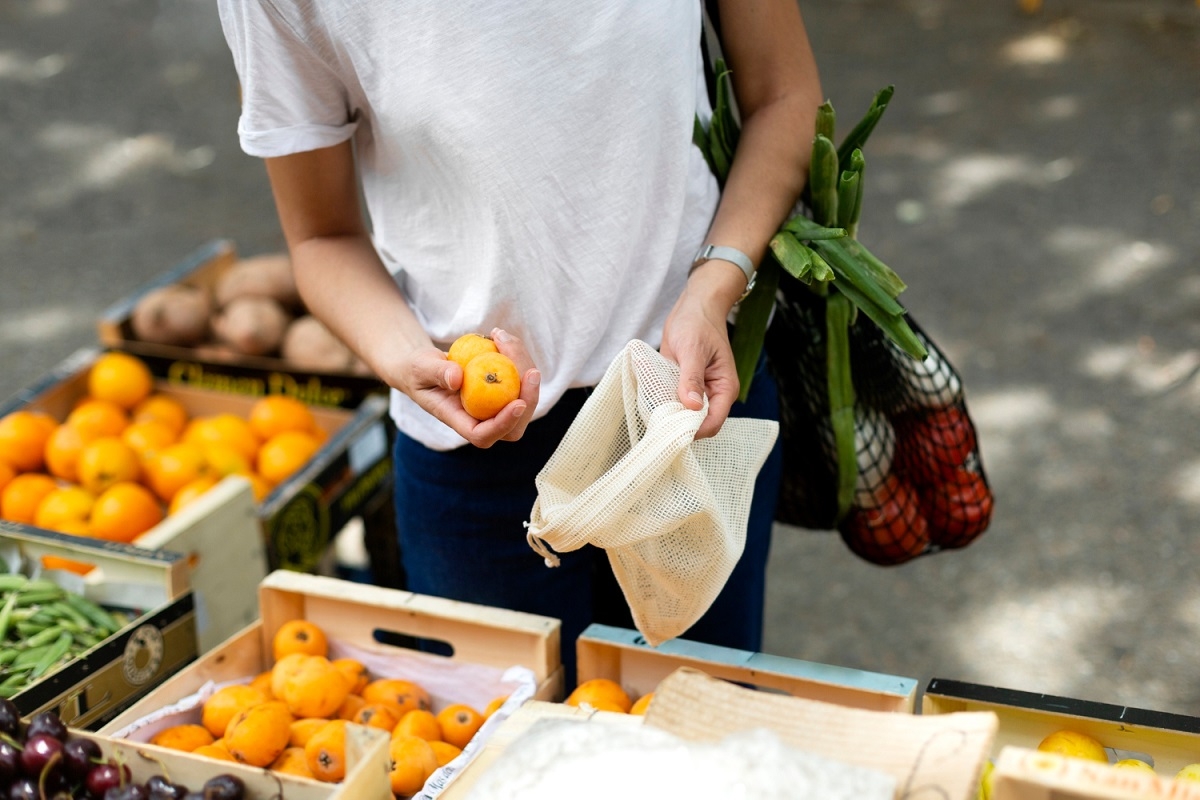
[692,244,757,303]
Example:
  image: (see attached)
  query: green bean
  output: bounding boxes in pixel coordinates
[30,632,73,679]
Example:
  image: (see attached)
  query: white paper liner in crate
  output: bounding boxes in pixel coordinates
[106,635,538,798]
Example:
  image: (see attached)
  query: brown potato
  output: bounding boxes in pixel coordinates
[281,315,356,372]
[212,296,292,356]
[215,253,301,310]
[130,283,212,346]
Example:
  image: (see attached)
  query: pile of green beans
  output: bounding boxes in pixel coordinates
[0,574,127,697]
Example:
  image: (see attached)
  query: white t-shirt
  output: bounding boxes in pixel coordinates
[218,1,720,450]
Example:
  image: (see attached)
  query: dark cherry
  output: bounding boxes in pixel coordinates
[25,711,68,742]
[18,733,63,777]
[104,785,150,800]
[202,774,246,800]
[0,698,21,738]
[0,740,20,783]
[62,736,103,779]
[86,761,132,797]
[7,777,37,800]
[146,774,189,799]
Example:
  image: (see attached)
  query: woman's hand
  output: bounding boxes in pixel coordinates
[662,263,745,439]
[394,328,541,449]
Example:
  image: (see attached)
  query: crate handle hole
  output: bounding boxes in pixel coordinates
[371,628,454,658]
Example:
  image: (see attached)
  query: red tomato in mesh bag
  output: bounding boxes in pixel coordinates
[921,469,994,549]
[839,474,930,566]
[894,406,977,485]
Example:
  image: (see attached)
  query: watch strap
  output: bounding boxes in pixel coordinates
[693,244,757,302]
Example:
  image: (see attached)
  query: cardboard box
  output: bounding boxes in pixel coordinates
[100,570,564,734]
[0,524,197,730]
[1,347,395,652]
[576,623,919,713]
[990,745,1200,800]
[442,667,997,800]
[58,724,390,800]
[96,239,386,410]
[923,678,1200,779]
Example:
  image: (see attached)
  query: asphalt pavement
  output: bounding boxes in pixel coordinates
[1,0,1199,714]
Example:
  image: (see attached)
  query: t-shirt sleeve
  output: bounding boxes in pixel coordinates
[216,0,357,158]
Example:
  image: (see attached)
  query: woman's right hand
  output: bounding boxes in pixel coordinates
[395,328,541,449]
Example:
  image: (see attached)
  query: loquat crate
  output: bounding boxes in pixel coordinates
[576,623,920,713]
[923,678,1200,779]
[0,524,197,730]
[99,571,563,799]
[96,239,386,411]
[0,346,394,653]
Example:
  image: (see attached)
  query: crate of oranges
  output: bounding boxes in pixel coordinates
[98,570,563,799]
[0,347,393,653]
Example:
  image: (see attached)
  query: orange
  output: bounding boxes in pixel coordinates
[250,669,276,698]
[388,735,438,797]
[33,485,95,530]
[362,678,432,719]
[76,436,141,495]
[435,704,484,750]
[0,461,14,496]
[40,554,95,575]
[43,424,86,483]
[282,657,352,719]
[89,481,164,542]
[629,692,654,715]
[460,352,520,420]
[0,410,56,472]
[168,475,220,516]
[257,430,320,486]
[150,723,214,752]
[191,743,236,762]
[224,700,294,767]
[121,419,177,462]
[65,399,129,441]
[271,652,313,700]
[304,719,348,783]
[336,693,367,721]
[183,414,260,464]
[392,709,442,742]
[248,395,316,441]
[0,473,59,524]
[428,740,462,768]
[447,333,498,371]
[1037,729,1108,762]
[132,393,189,436]
[240,472,273,503]
[271,746,314,778]
[53,519,92,537]
[273,618,329,660]
[202,444,252,478]
[483,695,508,719]
[202,684,270,738]
[88,352,154,410]
[144,441,210,503]
[565,678,632,713]
[331,657,369,695]
[353,703,400,732]
[289,717,329,748]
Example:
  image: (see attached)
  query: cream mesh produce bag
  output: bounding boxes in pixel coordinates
[525,339,778,646]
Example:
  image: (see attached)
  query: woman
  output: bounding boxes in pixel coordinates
[217,0,822,685]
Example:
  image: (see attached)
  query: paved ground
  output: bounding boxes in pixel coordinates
[2,0,1199,714]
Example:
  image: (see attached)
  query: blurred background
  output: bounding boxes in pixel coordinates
[1,0,1199,713]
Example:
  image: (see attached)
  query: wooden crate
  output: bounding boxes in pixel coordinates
[96,239,385,410]
[923,678,1200,778]
[62,723,390,800]
[2,347,394,652]
[990,745,1200,800]
[0,524,197,730]
[100,571,563,799]
[577,623,919,713]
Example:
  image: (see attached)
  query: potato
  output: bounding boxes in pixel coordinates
[212,296,292,356]
[281,315,356,372]
[215,253,301,310]
[130,283,212,346]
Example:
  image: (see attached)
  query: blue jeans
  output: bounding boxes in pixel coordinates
[391,356,783,689]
